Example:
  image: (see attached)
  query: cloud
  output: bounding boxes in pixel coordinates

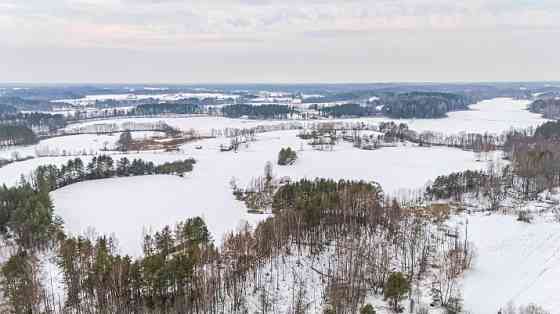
[1,0,560,82]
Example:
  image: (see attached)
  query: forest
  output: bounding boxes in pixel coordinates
[0,124,38,147]
[0,176,475,313]
[317,103,377,118]
[131,103,202,116]
[378,92,473,119]
[529,98,560,119]
[0,112,66,135]
[31,155,196,191]
[222,104,296,119]
[426,121,560,209]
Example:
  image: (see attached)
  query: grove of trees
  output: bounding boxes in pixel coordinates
[277,147,297,165]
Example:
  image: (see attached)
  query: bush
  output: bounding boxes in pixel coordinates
[360,304,376,314]
[278,147,297,165]
[517,210,533,223]
[384,272,410,312]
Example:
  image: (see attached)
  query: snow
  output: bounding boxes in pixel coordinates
[51,175,266,258]
[48,130,491,256]
[63,98,548,137]
[0,134,119,160]
[0,97,556,310]
[457,213,560,313]
[65,116,290,137]
[0,132,166,161]
[339,98,547,135]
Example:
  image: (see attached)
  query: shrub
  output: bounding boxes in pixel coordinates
[360,303,376,314]
[384,272,410,312]
[517,210,533,223]
[278,147,297,165]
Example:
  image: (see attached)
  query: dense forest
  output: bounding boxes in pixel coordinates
[0,177,475,313]
[427,121,560,207]
[307,92,474,119]
[0,124,38,147]
[532,120,560,139]
[222,104,295,119]
[529,98,560,119]
[0,112,66,136]
[317,103,377,118]
[378,92,473,118]
[131,103,202,115]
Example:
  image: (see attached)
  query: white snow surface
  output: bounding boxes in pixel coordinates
[51,175,267,258]
[340,98,547,135]
[0,134,119,160]
[456,213,560,313]
[65,116,291,137]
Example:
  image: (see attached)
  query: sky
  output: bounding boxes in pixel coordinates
[0,0,559,83]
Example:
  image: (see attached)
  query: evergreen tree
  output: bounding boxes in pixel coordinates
[384,272,409,312]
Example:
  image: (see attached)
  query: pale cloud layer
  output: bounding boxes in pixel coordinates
[1,0,559,83]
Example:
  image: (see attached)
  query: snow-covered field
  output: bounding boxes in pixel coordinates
[51,175,266,257]
[0,131,165,160]
[396,98,545,134]
[0,97,557,311]
[338,98,545,134]
[0,134,119,160]
[455,213,560,313]
[48,130,491,256]
[64,116,293,137]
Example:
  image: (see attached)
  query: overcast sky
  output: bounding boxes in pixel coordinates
[1,0,559,83]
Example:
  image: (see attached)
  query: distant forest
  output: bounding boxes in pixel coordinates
[529,98,560,119]
[0,125,38,147]
[222,104,296,119]
[377,92,473,118]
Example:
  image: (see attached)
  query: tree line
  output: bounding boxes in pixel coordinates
[131,103,202,116]
[317,103,377,118]
[0,112,66,134]
[0,124,38,147]
[32,155,196,191]
[529,98,560,119]
[222,104,296,119]
[378,92,473,118]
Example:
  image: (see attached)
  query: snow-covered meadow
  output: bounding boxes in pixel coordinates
[1,97,548,257]
[1,97,558,312]
[450,212,560,313]
[46,130,491,257]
